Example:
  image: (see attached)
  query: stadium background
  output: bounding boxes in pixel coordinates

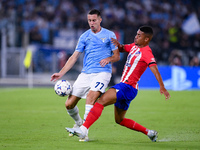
[0,0,200,90]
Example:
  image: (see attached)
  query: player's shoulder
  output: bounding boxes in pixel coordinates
[102,27,115,35]
[141,45,155,57]
[80,29,91,38]
[144,45,153,53]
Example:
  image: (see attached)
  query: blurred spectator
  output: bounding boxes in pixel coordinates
[159,39,171,65]
[168,24,180,49]
[0,0,199,68]
[57,51,69,70]
[192,33,200,52]
[168,50,183,66]
[29,26,42,44]
[179,32,191,50]
[189,56,200,67]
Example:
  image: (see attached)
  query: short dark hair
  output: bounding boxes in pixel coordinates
[139,26,153,35]
[88,9,101,17]
[139,25,153,40]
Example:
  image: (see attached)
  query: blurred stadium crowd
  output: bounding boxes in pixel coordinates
[0,0,200,68]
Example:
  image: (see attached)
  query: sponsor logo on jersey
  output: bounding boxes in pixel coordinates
[126,54,132,67]
[125,62,131,67]
[86,37,92,41]
[151,58,156,62]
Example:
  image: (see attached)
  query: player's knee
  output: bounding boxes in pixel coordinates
[65,101,75,110]
[115,118,122,124]
[115,120,121,124]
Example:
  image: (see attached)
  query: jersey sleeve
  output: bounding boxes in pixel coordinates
[75,33,85,53]
[110,32,118,51]
[124,43,135,52]
[144,49,157,67]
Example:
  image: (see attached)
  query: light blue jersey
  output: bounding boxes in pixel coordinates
[75,27,117,74]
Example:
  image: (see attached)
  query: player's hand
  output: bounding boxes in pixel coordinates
[99,58,110,67]
[111,38,124,52]
[160,87,170,100]
[111,38,120,47]
[51,73,62,82]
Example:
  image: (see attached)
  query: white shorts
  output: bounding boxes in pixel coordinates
[72,72,111,99]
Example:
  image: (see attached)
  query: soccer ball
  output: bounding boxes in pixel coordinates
[54,80,72,97]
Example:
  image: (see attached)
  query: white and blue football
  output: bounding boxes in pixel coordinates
[54,80,72,97]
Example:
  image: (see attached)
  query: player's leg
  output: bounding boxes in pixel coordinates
[80,87,115,141]
[86,88,117,127]
[66,73,90,136]
[80,90,101,141]
[115,106,158,142]
[84,90,101,122]
[84,88,117,128]
[83,72,111,121]
[114,106,127,124]
[115,106,148,134]
[113,83,156,140]
[65,95,83,131]
[66,88,117,138]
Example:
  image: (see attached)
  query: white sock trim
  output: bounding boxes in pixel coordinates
[84,104,93,121]
[67,106,82,126]
[80,125,88,136]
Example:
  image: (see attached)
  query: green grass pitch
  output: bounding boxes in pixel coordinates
[0,88,200,150]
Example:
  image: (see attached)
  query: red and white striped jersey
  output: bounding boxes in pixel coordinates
[120,43,157,89]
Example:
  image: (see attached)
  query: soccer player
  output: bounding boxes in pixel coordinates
[66,25,171,142]
[51,9,120,141]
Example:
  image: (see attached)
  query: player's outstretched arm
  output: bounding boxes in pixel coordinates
[51,73,63,82]
[50,51,81,82]
[150,65,171,100]
[111,38,125,52]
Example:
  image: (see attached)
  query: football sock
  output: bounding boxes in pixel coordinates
[80,125,88,136]
[83,104,93,122]
[120,118,148,135]
[83,102,104,129]
[67,106,83,126]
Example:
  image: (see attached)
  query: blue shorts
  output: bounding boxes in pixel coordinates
[111,82,138,110]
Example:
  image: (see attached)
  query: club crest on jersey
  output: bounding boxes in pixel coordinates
[101,37,106,42]
[134,51,141,57]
